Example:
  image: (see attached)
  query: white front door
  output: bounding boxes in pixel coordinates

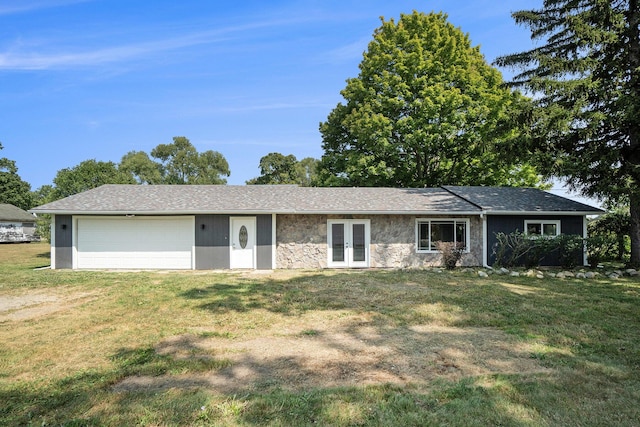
[230,217,256,269]
[327,219,370,268]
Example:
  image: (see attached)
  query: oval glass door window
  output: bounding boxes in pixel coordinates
[239,225,248,249]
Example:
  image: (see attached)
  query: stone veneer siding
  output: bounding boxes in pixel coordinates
[276,214,483,269]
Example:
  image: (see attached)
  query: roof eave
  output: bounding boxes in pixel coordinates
[485,210,604,216]
[31,209,484,216]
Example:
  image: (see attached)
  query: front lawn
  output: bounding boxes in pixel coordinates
[1,242,639,426]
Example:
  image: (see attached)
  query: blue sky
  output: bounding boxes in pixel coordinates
[2,0,550,192]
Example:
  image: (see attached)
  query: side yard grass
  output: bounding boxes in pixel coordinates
[1,242,639,426]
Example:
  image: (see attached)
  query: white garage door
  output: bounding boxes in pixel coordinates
[77,217,194,269]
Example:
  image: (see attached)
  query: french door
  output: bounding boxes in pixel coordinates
[327,219,370,268]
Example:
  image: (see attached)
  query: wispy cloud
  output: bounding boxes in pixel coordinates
[0,0,91,16]
[212,101,332,114]
[0,34,229,70]
[0,17,310,70]
[317,36,370,65]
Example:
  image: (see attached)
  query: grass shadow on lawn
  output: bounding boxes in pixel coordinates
[2,264,640,425]
[0,344,563,427]
[5,344,638,426]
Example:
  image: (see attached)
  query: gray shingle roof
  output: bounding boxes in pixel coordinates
[0,204,37,222]
[443,186,603,213]
[30,184,604,215]
[31,185,480,214]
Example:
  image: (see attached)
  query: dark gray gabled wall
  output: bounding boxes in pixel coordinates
[195,214,272,270]
[54,215,73,269]
[487,215,584,266]
[195,215,230,269]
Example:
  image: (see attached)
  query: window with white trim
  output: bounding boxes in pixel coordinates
[416,219,469,252]
[524,220,561,237]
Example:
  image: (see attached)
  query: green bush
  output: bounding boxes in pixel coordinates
[556,234,585,269]
[493,232,586,268]
[493,231,556,268]
[585,234,617,268]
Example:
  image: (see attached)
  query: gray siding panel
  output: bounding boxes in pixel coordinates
[55,215,73,269]
[256,214,272,269]
[195,215,230,269]
[487,215,585,266]
[195,214,272,270]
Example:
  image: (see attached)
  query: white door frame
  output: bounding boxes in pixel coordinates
[230,217,257,269]
[327,219,370,268]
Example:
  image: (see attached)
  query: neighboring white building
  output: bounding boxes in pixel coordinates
[0,203,40,243]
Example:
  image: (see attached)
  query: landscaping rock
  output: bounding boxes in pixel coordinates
[625,269,638,276]
[556,272,566,279]
[478,271,489,278]
[608,273,620,279]
[562,271,575,278]
[585,272,597,279]
[536,274,544,279]
[510,271,520,277]
[576,273,586,279]
[546,272,556,278]
[498,267,510,275]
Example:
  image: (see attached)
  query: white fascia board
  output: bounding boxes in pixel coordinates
[485,210,603,216]
[31,209,485,216]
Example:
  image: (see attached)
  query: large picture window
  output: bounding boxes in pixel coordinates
[524,220,560,237]
[416,219,469,252]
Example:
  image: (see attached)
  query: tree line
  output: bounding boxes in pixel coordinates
[0,138,321,210]
[2,3,639,264]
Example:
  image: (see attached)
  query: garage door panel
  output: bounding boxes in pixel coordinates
[77,217,193,269]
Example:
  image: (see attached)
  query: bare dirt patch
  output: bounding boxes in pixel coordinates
[114,311,550,394]
[0,290,98,322]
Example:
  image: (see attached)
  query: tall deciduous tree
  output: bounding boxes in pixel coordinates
[246,153,319,185]
[318,11,541,188]
[295,157,320,186]
[150,136,230,184]
[495,0,640,266]
[246,152,299,185]
[52,159,135,199]
[120,151,163,184]
[0,143,33,210]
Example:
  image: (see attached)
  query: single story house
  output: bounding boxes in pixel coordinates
[30,184,603,270]
[0,203,40,243]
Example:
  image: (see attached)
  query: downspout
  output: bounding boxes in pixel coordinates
[482,211,489,268]
[583,215,588,267]
[441,186,487,268]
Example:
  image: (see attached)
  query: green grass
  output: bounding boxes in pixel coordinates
[1,242,640,426]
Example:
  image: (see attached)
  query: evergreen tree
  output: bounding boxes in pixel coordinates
[495,0,640,266]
